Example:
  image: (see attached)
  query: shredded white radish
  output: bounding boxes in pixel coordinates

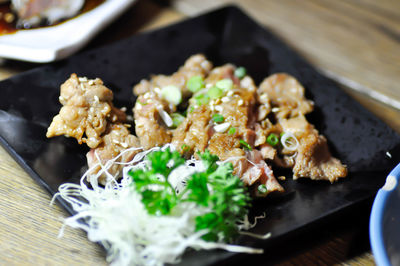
[53,146,265,266]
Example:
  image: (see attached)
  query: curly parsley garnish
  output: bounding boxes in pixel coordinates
[129,148,251,242]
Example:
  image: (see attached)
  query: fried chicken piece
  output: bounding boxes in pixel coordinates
[133,92,173,149]
[172,105,212,156]
[258,73,314,120]
[133,54,213,149]
[172,64,284,194]
[280,115,347,182]
[133,54,213,99]
[86,124,141,184]
[46,74,126,148]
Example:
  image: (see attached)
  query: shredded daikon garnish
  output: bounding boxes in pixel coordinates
[53,146,265,266]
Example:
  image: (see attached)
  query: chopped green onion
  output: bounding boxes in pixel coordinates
[181,144,190,152]
[257,184,268,194]
[207,86,224,99]
[187,76,204,93]
[266,133,279,146]
[212,113,224,123]
[216,79,233,91]
[281,132,299,151]
[170,113,185,128]
[161,85,182,105]
[239,139,252,150]
[188,106,195,113]
[228,127,236,135]
[234,67,247,79]
[195,93,210,105]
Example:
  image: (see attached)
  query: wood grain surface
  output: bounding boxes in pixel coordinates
[0,0,399,265]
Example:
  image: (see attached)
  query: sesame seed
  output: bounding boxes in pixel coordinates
[260,94,268,102]
[78,77,88,82]
[221,97,230,103]
[237,99,244,106]
[227,90,234,97]
[4,13,14,23]
[121,107,127,112]
[88,80,94,86]
[241,77,251,88]
[272,107,280,112]
[215,105,223,112]
[94,95,99,103]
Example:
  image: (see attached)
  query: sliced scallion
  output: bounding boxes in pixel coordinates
[234,67,247,79]
[207,86,224,99]
[266,133,279,146]
[212,113,224,123]
[161,85,182,106]
[187,76,204,93]
[171,113,185,128]
[216,79,233,91]
[228,127,236,135]
[280,132,299,151]
[239,139,252,150]
[257,184,268,194]
[195,93,210,105]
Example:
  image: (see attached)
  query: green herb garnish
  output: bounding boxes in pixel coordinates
[187,76,204,93]
[266,133,279,146]
[234,67,247,79]
[161,85,182,106]
[228,127,236,135]
[195,93,210,105]
[216,79,233,91]
[129,148,185,215]
[239,139,252,150]
[170,113,185,128]
[257,184,268,194]
[212,113,224,123]
[129,148,251,242]
[207,86,224,99]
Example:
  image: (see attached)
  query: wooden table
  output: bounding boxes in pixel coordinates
[1,0,399,264]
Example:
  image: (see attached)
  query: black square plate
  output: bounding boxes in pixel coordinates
[1,5,399,265]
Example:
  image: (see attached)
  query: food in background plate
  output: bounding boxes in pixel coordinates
[47,54,347,194]
[0,0,103,32]
[11,0,84,28]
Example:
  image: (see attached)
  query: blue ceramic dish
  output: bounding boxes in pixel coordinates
[370,162,400,266]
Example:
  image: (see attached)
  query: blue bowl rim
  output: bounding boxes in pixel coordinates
[370,162,400,266]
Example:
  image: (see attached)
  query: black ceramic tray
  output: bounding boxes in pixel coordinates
[1,6,400,265]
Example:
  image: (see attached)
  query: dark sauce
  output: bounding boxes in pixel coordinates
[0,0,105,35]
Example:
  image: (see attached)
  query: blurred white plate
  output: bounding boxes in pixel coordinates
[0,0,136,63]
